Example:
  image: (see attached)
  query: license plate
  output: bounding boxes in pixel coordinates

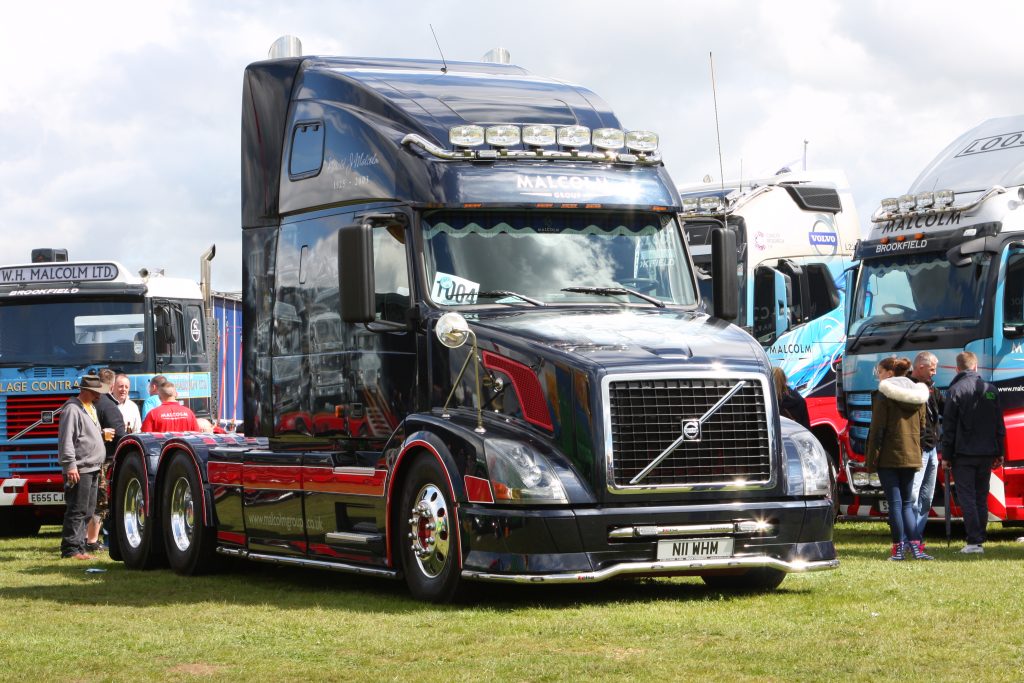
[29,492,65,505]
[657,537,734,561]
[877,499,889,514]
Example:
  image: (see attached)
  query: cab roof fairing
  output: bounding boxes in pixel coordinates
[250,56,677,219]
[908,115,1024,197]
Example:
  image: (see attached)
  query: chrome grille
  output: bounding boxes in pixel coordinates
[605,374,772,489]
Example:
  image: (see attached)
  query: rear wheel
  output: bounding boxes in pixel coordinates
[161,452,217,575]
[702,568,786,591]
[114,453,164,569]
[397,455,463,603]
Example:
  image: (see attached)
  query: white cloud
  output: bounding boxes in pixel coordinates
[2,0,1024,289]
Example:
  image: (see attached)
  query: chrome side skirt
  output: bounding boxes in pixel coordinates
[216,546,399,579]
[461,556,839,585]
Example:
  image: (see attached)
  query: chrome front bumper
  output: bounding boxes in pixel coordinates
[461,555,839,584]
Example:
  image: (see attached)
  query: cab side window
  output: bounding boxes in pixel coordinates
[373,225,411,323]
[1004,250,1024,328]
[153,302,186,365]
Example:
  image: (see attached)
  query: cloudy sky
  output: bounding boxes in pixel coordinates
[3,0,1024,291]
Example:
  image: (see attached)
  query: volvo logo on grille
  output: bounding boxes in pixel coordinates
[682,419,701,441]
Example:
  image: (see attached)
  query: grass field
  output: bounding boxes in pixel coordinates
[2,522,1024,682]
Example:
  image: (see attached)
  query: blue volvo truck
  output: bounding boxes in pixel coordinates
[107,40,837,601]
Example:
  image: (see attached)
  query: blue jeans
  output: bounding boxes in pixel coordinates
[878,467,919,543]
[910,448,938,540]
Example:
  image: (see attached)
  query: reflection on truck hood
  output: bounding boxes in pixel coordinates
[470,308,765,371]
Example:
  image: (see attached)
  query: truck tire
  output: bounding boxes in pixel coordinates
[161,451,217,575]
[397,455,463,603]
[114,453,164,569]
[702,568,786,591]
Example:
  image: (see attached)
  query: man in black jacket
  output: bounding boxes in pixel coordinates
[909,351,943,544]
[941,351,1005,554]
[85,368,125,551]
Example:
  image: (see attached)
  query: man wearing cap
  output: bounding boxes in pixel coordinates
[58,374,113,560]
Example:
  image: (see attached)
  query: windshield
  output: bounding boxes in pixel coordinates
[421,211,697,306]
[850,251,990,334]
[0,299,146,366]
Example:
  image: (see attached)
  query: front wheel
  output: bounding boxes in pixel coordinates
[161,452,217,575]
[397,455,463,603]
[114,452,164,569]
[702,568,786,591]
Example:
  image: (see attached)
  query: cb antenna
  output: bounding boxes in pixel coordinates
[709,51,725,192]
[430,24,448,73]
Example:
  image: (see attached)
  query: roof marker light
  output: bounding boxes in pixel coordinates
[915,192,934,209]
[557,125,590,147]
[898,194,916,212]
[522,124,556,146]
[592,128,625,150]
[625,130,659,152]
[449,125,485,148]
[880,197,899,213]
[485,125,520,147]
[935,189,955,207]
[699,196,723,212]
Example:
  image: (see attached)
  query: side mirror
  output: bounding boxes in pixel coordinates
[711,227,738,321]
[339,222,375,323]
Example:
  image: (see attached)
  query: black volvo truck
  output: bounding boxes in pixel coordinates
[109,42,837,602]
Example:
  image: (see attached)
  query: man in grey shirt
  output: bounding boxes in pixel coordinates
[58,374,113,560]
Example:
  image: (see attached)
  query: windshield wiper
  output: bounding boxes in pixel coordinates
[561,286,666,308]
[892,317,941,350]
[477,291,546,307]
[848,320,904,353]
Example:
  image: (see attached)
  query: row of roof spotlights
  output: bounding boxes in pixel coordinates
[449,125,659,152]
[880,189,955,213]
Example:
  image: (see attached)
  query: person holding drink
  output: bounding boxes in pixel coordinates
[84,368,125,552]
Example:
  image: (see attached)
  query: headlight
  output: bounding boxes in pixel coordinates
[484,438,568,504]
[786,432,831,497]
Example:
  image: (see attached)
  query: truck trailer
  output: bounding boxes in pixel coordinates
[107,42,838,601]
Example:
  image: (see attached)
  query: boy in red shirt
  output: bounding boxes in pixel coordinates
[141,382,200,432]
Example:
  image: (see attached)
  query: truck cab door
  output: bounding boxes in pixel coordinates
[993,243,1024,466]
[753,266,791,344]
[182,302,212,417]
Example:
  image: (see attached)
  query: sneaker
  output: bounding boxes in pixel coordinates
[960,544,984,554]
[888,542,905,561]
[85,541,105,553]
[908,541,933,560]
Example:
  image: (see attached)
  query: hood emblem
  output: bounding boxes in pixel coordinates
[629,380,747,485]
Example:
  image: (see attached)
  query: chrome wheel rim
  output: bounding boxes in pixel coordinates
[123,477,145,548]
[407,483,451,578]
[169,476,194,552]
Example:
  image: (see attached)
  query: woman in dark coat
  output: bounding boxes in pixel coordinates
[864,356,931,561]
[771,367,811,431]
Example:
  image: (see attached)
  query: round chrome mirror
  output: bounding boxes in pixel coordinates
[435,312,470,349]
